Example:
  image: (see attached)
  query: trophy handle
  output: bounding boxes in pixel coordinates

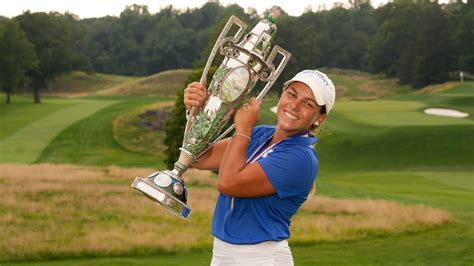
[183,16,247,147]
[207,46,292,146]
[186,16,247,117]
[199,15,247,85]
[256,46,292,102]
[185,16,247,119]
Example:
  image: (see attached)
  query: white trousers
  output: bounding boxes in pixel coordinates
[211,237,294,266]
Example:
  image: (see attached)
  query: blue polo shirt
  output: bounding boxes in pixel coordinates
[212,125,318,244]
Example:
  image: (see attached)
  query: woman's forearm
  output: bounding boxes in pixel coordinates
[190,149,214,170]
[189,138,231,170]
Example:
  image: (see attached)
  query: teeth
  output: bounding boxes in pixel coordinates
[284,111,298,120]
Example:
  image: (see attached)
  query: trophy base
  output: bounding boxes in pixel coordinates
[132,177,191,219]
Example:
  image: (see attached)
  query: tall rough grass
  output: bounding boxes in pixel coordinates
[295,196,451,242]
[0,164,451,261]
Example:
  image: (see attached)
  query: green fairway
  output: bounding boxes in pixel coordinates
[0,96,71,141]
[260,84,474,172]
[0,96,118,163]
[335,100,473,127]
[36,97,171,169]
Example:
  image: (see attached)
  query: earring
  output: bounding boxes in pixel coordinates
[314,122,320,127]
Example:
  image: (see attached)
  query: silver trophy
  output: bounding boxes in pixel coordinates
[131,14,291,219]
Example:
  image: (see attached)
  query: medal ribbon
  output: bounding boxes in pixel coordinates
[246,131,310,165]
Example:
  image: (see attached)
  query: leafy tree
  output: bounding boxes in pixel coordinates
[447,2,474,73]
[411,3,451,87]
[16,12,91,103]
[80,6,150,76]
[294,4,376,75]
[0,18,38,103]
[81,3,231,76]
[365,14,402,76]
[273,15,322,93]
[366,2,451,88]
[143,11,198,74]
[81,16,123,74]
[5,1,470,92]
[193,3,251,68]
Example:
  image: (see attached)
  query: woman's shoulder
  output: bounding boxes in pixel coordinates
[253,124,276,131]
[251,124,276,138]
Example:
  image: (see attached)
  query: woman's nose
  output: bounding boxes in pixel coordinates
[287,101,300,111]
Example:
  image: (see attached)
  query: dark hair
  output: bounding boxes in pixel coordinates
[320,105,327,115]
[309,105,326,131]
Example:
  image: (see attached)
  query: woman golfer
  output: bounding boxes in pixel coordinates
[184,70,336,265]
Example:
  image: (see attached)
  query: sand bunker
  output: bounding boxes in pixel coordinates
[270,106,277,113]
[424,108,469,118]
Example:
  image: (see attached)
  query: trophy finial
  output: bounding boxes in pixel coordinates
[268,7,282,24]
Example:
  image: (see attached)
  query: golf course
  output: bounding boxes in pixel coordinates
[0,69,472,265]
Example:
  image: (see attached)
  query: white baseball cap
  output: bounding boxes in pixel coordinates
[283,70,336,114]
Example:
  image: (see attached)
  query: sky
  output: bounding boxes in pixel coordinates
[1,0,398,19]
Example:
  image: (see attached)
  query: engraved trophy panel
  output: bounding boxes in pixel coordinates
[132,13,291,219]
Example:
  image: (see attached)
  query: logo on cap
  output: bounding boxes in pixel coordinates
[300,70,330,87]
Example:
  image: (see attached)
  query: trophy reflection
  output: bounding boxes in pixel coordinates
[132,13,291,219]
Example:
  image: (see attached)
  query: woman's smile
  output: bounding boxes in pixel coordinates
[283,110,299,121]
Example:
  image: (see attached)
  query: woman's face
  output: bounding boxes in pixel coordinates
[276,81,326,134]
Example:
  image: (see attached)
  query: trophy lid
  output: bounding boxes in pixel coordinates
[250,8,280,39]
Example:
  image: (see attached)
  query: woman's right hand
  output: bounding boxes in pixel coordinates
[184,82,206,111]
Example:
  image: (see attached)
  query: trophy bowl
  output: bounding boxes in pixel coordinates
[132,13,291,219]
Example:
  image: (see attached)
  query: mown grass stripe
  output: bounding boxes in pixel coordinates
[35,98,168,168]
[0,99,118,163]
[0,95,76,141]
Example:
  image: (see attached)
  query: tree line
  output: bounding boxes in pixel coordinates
[0,0,473,103]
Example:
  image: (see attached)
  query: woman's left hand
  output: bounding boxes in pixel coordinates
[234,97,260,135]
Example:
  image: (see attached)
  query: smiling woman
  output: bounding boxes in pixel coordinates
[185,69,336,265]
